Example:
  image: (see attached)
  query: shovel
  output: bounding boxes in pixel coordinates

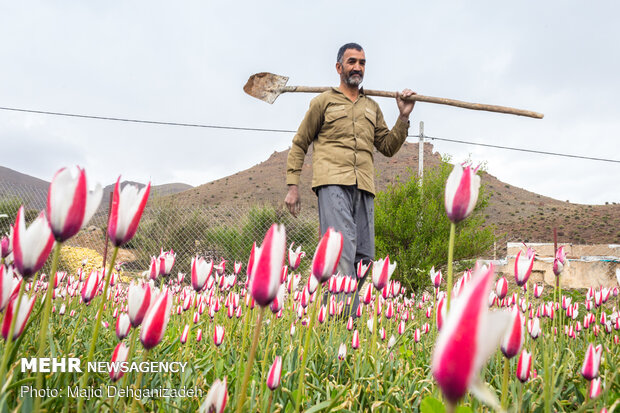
[244,72,543,119]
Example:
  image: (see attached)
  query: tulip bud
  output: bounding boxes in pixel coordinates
[109,342,129,382]
[267,356,282,391]
[444,163,480,223]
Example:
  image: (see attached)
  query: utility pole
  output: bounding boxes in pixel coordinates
[418,121,424,181]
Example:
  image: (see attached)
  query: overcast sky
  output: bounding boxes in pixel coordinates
[1,1,618,205]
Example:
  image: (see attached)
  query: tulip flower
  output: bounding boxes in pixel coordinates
[528,317,542,339]
[338,343,347,360]
[589,377,602,399]
[215,259,227,276]
[109,342,129,382]
[46,166,102,242]
[107,178,151,247]
[311,227,343,283]
[288,243,306,270]
[352,329,360,349]
[81,269,101,304]
[414,328,421,343]
[581,343,602,381]
[553,246,567,276]
[514,248,535,287]
[0,265,15,312]
[501,308,524,359]
[267,356,282,390]
[317,305,327,324]
[0,232,11,259]
[1,293,36,340]
[213,325,224,347]
[199,377,228,413]
[444,163,481,224]
[246,242,260,281]
[431,262,511,409]
[115,313,131,340]
[192,256,213,292]
[388,335,397,349]
[516,350,532,383]
[430,266,442,288]
[140,289,172,350]
[158,249,175,276]
[233,261,242,275]
[249,224,286,307]
[372,256,396,291]
[180,324,190,344]
[357,260,370,279]
[436,297,446,331]
[495,276,508,300]
[533,283,544,298]
[12,208,55,279]
[127,282,152,327]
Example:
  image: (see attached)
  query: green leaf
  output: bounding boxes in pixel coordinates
[420,396,446,413]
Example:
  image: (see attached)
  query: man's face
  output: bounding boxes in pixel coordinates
[337,48,366,87]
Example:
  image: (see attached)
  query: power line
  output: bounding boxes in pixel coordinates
[0,106,297,133]
[1,105,619,164]
[414,135,620,164]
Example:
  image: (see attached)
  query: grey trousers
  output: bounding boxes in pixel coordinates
[316,185,374,317]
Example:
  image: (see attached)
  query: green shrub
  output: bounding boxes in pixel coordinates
[375,161,496,293]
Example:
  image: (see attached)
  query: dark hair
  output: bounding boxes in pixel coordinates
[337,43,363,64]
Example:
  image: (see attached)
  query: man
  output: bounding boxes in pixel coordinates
[285,42,415,314]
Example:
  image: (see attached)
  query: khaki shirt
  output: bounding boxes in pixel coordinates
[286,87,409,196]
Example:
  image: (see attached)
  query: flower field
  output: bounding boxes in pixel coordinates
[0,165,618,412]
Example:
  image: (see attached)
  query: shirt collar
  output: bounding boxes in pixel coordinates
[331,87,365,99]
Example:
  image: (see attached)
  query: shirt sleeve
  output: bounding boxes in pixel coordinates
[373,104,410,157]
[286,97,324,185]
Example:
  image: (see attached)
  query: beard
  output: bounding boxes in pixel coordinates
[344,70,363,87]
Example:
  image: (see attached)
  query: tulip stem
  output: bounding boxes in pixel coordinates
[121,327,139,390]
[295,283,322,413]
[236,306,265,413]
[543,342,551,413]
[446,222,456,311]
[33,241,61,413]
[131,349,149,413]
[77,245,119,413]
[500,357,510,409]
[235,305,252,397]
[266,391,274,413]
[0,279,27,388]
[370,289,380,396]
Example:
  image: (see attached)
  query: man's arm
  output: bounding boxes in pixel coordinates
[374,89,415,157]
[285,97,324,217]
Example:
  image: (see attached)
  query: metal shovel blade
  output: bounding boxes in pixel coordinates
[243,72,289,104]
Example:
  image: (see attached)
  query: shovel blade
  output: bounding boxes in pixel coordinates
[244,72,289,104]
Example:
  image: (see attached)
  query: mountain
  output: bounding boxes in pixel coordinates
[0,166,193,211]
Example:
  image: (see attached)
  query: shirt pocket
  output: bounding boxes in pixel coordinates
[365,107,377,127]
[325,104,347,123]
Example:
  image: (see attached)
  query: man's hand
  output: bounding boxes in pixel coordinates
[285,185,301,217]
[396,88,416,122]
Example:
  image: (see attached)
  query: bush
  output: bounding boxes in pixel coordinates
[375,161,496,293]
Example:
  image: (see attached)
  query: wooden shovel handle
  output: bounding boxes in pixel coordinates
[282,86,543,119]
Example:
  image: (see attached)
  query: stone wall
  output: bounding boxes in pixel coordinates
[494,243,619,289]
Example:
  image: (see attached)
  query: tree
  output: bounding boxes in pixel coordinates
[374,161,496,293]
